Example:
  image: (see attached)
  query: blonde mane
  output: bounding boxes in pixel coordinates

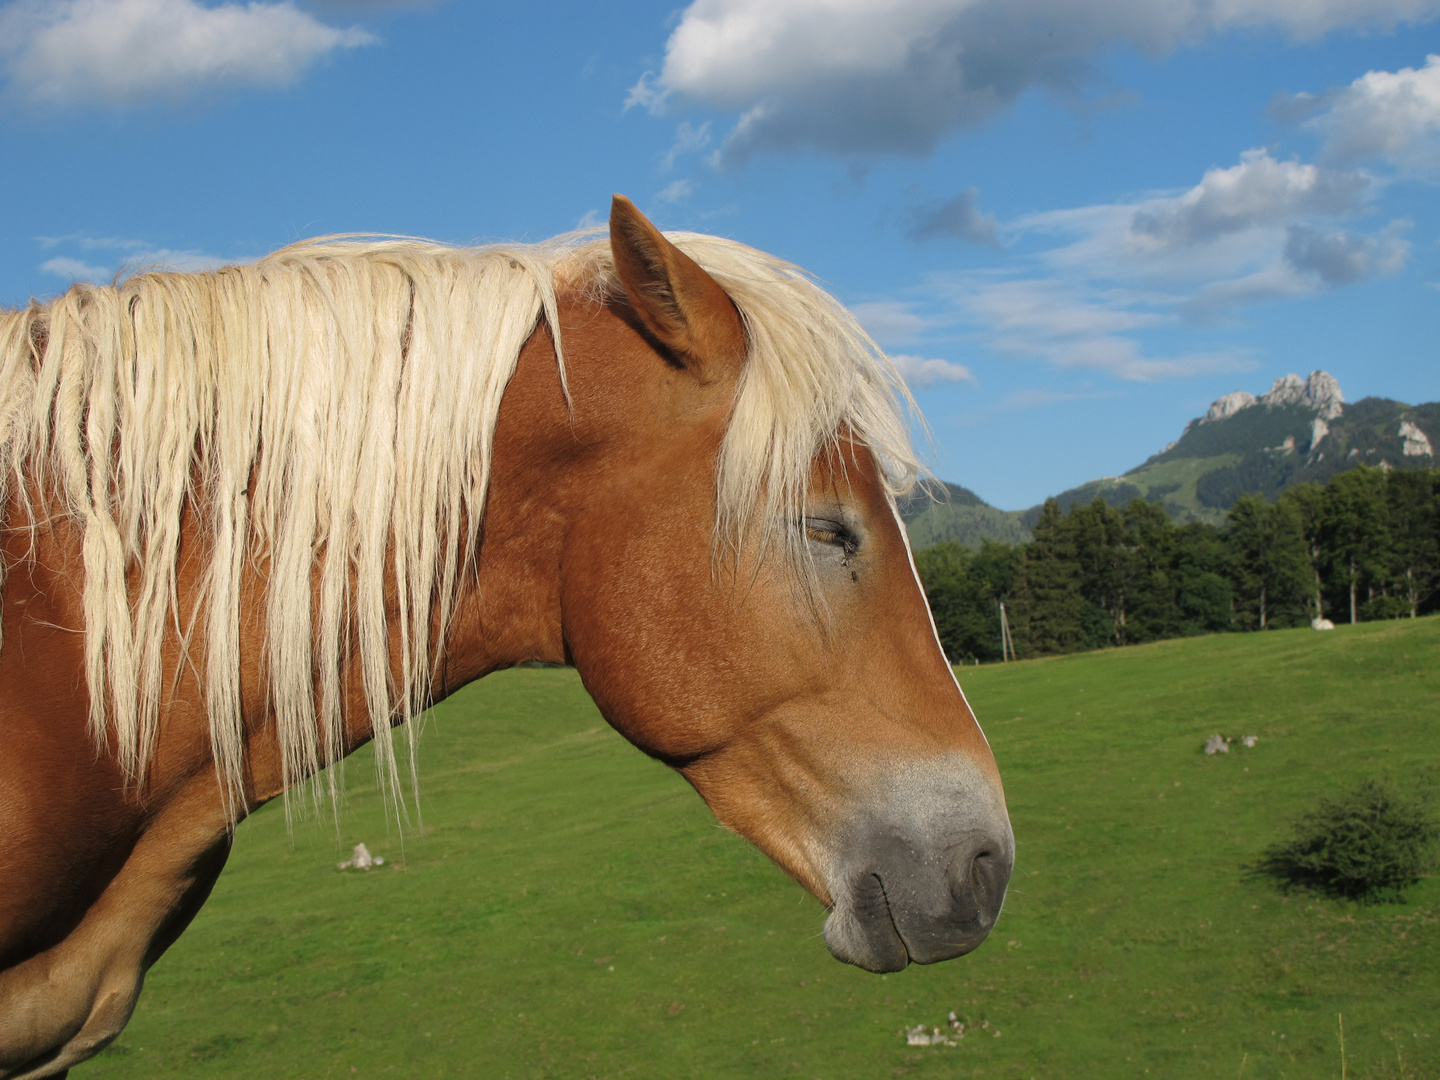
[0,230,919,817]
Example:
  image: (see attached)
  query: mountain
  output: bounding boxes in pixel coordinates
[1029,371,1438,527]
[898,481,1030,549]
[902,371,1439,546]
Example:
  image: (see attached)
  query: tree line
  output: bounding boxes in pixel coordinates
[915,465,1439,664]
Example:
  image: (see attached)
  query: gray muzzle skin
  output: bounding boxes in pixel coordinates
[821,759,1014,973]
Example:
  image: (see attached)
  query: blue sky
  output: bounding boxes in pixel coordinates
[1,0,1436,509]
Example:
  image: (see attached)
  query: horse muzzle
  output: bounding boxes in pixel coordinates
[821,762,1014,973]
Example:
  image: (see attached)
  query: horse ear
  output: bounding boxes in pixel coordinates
[609,194,746,384]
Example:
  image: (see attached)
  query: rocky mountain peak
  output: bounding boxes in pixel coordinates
[1198,370,1345,426]
[1259,371,1345,418]
[1201,391,1256,424]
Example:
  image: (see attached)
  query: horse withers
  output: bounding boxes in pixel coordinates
[0,196,1012,1077]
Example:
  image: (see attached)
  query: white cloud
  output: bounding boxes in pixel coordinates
[36,233,149,252]
[38,237,229,281]
[851,300,940,345]
[960,278,1162,341]
[1006,151,1374,292]
[625,71,663,112]
[307,0,431,10]
[660,120,712,170]
[1169,220,1410,315]
[42,255,110,279]
[656,178,696,203]
[640,0,1440,161]
[878,141,1408,380]
[0,0,374,109]
[126,247,230,272]
[1175,263,1312,314]
[954,387,1116,424]
[1128,149,1366,249]
[889,354,975,386]
[949,276,1253,380]
[1011,148,1405,306]
[1300,54,1440,174]
[907,188,1001,248]
[1283,220,1409,283]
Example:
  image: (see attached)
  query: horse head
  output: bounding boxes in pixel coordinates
[470,196,1013,971]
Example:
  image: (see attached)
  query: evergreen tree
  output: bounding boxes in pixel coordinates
[1122,499,1185,642]
[1281,482,1327,623]
[1171,522,1234,634]
[1383,468,1438,618]
[1013,499,1086,655]
[1069,497,1132,646]
[970,539,1021,603]
[1225,494,1311,630]
[1319,467,1392,624]
[914,542,1000,663]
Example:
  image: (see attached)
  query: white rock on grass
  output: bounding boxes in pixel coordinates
[337,842,385,871]
[906,1023,959,1047]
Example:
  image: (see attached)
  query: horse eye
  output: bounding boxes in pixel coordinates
[804,518,858,556]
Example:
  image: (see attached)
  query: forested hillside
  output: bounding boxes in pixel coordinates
[897,480,1030,548]
[902,372,1439,548]
[916,465,1438,664]
[1024,372,1438,527]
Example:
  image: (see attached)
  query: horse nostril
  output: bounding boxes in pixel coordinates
[951,840,1010,922]
[971,851,989,887]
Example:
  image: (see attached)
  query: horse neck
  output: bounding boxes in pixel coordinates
[414,316,577,695]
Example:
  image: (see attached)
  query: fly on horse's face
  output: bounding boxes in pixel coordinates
[0,195,1010,1079]
[473,196,1014,972]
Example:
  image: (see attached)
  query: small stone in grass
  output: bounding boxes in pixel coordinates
[336,842,385,871]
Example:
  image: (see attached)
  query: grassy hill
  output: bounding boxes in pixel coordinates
[1015,452,1242,531]
[83,620,1439,1079]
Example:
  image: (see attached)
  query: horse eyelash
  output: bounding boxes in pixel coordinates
[803,518,859,558]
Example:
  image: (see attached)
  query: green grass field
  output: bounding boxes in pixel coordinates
[82,619,1439,1079]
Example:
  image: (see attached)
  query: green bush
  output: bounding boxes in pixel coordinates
[1254,779,1438,902]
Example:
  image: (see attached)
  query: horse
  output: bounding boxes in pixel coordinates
[0,196,1013,1078]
